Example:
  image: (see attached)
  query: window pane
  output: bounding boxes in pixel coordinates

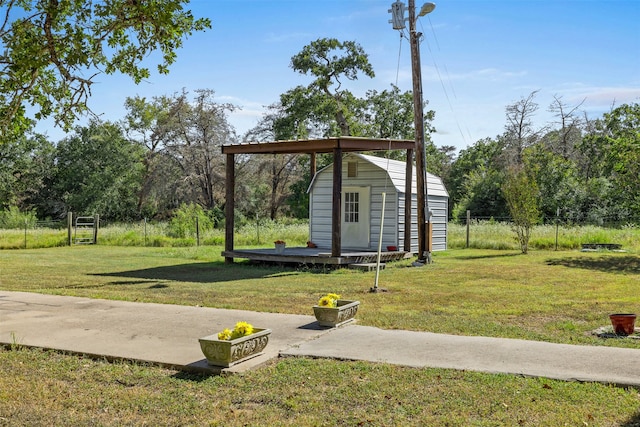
[344,192,360,223]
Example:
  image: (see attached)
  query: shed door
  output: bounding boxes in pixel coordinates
[341,186,370,249]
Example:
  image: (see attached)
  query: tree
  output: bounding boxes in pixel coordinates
[501,166,541,254]
[157,89,237,215]
[358,84,416,140]
[581,103,640,218]
[502,90,542,165]
[282,38,375,137]
[123,95,183,218]
[125,90,237,218]
[52,121,145,221]
[0,132,55,213]
[0,0,210,140]
[448,137,505,219]
[545,95,584,160]
[523,143,580,221]
[243,109,304,220]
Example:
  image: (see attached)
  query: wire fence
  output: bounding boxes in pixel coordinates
[1,214,639,251]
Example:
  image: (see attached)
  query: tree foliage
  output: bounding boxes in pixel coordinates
[125,89,236,221]
[0,0,210,140]
[52,121,145,220]
[243,109,305,220]
[0,132,54,212]
[281,38,374,137]
[501,166,541,254]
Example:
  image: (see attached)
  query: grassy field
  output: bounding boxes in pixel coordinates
[1,239,640,425]
[1,349,638,426]
[3,220,640,252]
[1,245,638,348]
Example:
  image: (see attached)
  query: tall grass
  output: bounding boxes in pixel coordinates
[448,221,640,252]
[2,219,639,252]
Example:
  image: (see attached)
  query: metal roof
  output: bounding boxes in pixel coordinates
[309,153,449,198]
[353,153,449,197]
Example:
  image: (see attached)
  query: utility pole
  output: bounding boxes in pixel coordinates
[390,0,435,263]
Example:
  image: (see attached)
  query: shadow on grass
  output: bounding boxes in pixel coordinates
[546,255,640,274]
[621,410,640,427]
[454,252,522,261]
[92,261,302,284]
[171,370,216,382]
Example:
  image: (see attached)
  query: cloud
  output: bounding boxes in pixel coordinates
[566,86,640,107]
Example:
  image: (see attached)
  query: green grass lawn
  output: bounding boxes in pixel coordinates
[1,245,638,347]
[1,245,639,425]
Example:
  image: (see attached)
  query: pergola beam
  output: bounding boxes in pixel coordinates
[221,136,415,155]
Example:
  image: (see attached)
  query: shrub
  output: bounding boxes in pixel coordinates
[167,203,214,239]
[0,206,38,229]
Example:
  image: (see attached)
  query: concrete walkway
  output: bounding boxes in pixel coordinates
[1,291,640,387]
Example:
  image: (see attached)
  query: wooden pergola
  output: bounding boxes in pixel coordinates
[221,136,416,264]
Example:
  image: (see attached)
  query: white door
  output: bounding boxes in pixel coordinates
[341,186,370,249]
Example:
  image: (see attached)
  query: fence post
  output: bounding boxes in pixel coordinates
[93,214,99,244]
[196,216,200,246]
[24,219,27,249]
[466,210,471,248]
[555,208,559,251]
[67,212,73,246]
[144,218,147,247]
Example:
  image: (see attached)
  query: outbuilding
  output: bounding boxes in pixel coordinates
[308,153,449,253]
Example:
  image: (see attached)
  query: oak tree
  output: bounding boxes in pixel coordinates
[0,0,210,140]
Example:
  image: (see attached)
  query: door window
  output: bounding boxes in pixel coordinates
[344,192,359,223]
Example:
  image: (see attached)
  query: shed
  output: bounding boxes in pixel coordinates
[308,153,449,252]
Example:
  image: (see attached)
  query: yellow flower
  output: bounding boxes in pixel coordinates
[230,321,254,339]
[217,328,232,341]
[318,293,341,308]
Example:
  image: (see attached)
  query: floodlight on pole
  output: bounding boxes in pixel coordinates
[418,2,436,17]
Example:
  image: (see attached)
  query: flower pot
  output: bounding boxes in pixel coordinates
[199,328,271,367]
[386,245,398,251]
[609,314,636,336]
[313,300,360,327]
[275,243,286,254]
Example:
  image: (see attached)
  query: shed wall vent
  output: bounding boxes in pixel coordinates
[347,161,358,177]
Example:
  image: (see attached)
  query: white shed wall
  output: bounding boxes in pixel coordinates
[309,153,448,252]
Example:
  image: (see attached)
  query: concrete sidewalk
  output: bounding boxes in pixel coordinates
[1,291,640,387]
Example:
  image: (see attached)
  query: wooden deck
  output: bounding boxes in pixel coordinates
[222,247,411,266]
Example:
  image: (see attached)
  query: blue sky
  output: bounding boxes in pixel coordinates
[39,0,640,153]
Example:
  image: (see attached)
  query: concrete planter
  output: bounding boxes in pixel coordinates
[313,300,360,327]
[274,243,286,254]
[199,328,271,367]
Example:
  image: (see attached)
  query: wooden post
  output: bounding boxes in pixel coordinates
[93,214,99,244]
[225,153,235,263]
[310,153,317,178]
[404,148,413,252]
[196,215,200,246]
[67,212,73,246]
[466,209,471,248]
[331,147,342,258]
